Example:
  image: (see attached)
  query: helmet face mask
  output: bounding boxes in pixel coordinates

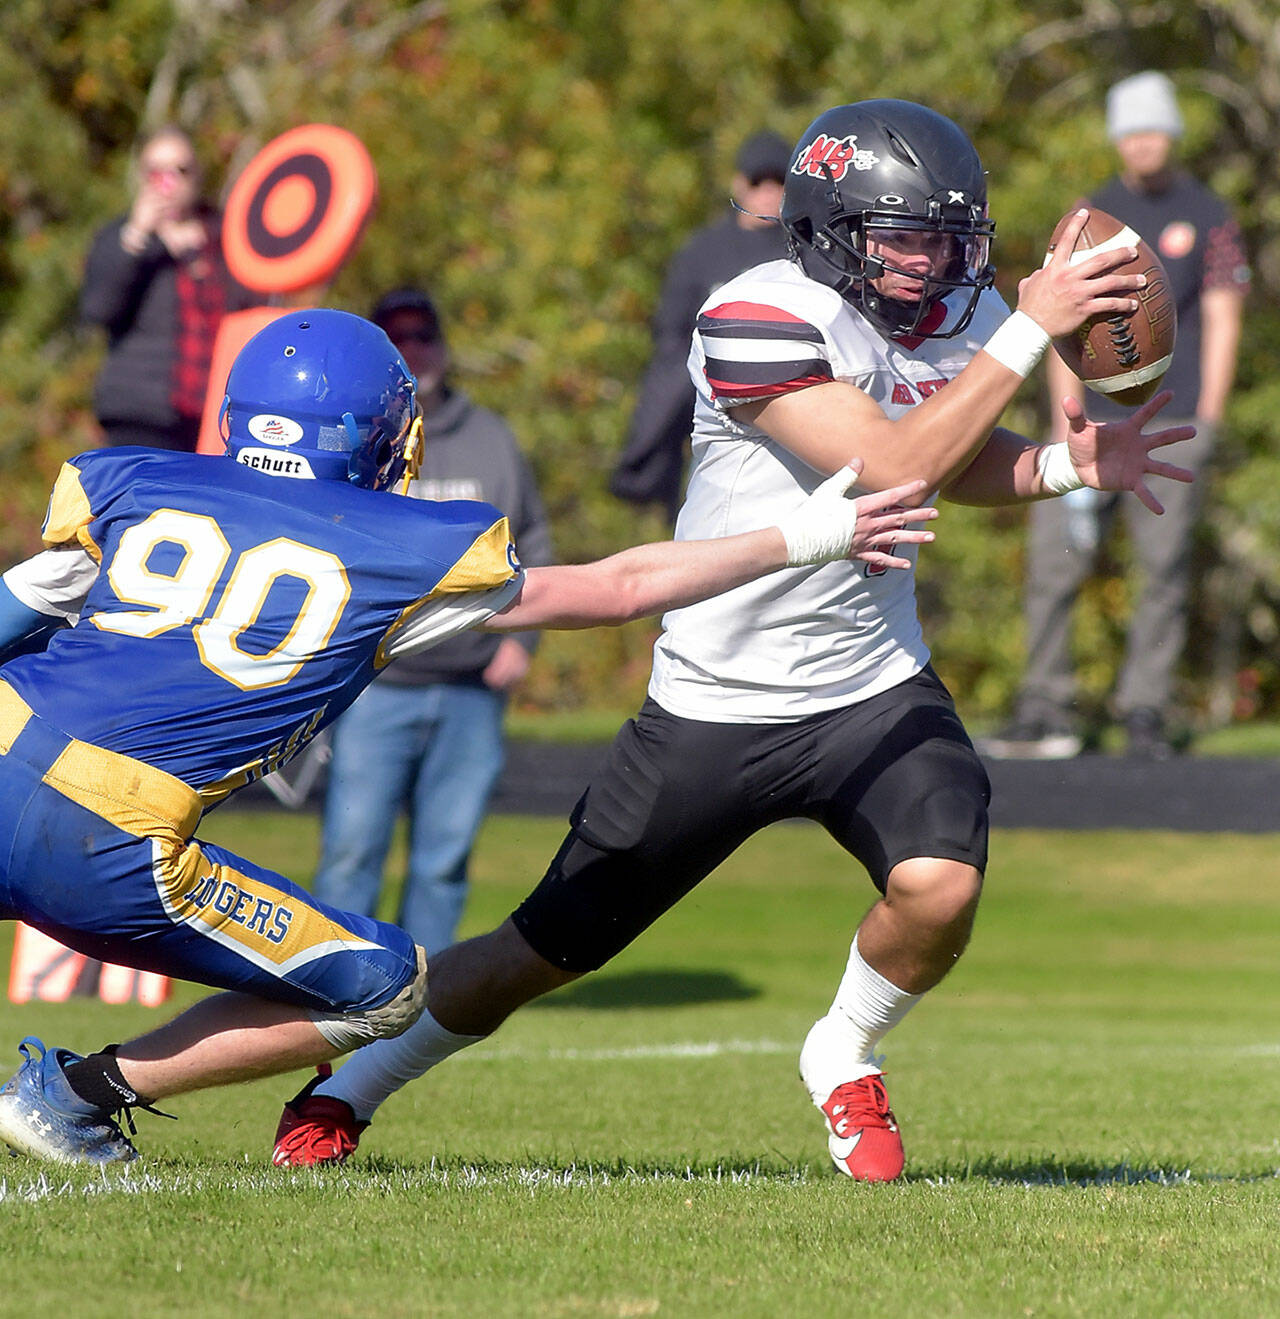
[221,310,419,491]
[782,101,996,338]
[342,401,419,492]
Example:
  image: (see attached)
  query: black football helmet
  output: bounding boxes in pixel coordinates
[781,100,996,338]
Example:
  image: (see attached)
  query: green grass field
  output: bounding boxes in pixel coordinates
[3,811,1280,1317]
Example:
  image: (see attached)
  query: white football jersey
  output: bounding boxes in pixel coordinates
[647,258,1010,723]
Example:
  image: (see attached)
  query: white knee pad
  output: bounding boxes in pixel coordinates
[310,945,429,1052]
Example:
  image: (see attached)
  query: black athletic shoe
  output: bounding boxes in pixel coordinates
[1124,708,1175,760]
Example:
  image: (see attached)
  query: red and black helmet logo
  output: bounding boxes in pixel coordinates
[791,134,881,183]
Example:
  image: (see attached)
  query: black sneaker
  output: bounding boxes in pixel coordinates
[978,716,1083,761]
[1123,708,1175,760]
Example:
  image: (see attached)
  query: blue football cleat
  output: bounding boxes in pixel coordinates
[0,1037,138,1165]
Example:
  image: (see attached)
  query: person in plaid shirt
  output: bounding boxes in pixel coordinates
[80,126,256,452]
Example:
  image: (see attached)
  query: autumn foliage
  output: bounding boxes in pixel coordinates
[1,1,1276,721]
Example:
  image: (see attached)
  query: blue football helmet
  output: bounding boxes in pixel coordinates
[221,309,420,491]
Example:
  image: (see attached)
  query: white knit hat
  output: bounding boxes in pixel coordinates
[1106,71,1184,141]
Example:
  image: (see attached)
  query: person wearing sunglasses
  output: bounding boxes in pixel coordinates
[310,287,555,962]
[79,125,256,453]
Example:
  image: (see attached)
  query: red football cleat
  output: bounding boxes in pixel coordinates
[818,1073,904,1182]
[272,1065,367,1167]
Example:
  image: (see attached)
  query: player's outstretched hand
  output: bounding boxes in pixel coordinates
[1015,209,1144,339]
[1061,389,1196,515]
[779,461,937,568]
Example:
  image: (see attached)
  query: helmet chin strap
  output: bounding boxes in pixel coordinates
[798,237,857,297]
[862,287,935,336]
[800,232,890,307]
[808,227,987,339]
[729,196,784,226]
[397,414,424,496]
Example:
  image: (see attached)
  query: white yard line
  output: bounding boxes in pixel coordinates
[462,1037,794,1064]
[0,1159,809,1201]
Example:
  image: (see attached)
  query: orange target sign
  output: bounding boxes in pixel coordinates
[223,124,377,294]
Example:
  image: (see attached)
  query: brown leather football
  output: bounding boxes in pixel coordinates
[1046,206,1177,406]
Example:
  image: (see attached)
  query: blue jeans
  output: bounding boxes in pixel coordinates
[313,681,506,955]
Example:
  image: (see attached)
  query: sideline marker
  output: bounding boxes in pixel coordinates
[7,923,171,1007]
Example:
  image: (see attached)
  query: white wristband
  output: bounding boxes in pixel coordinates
[1036,442,1085,495]
[982,310,1051,379]
[776,465,863,567]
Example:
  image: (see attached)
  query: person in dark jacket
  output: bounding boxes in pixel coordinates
[312,287,555,955]
[79,126,255,451]
[984,72,1250,761]
[610,131,792,521]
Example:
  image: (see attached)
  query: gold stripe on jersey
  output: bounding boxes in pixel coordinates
[150,837,382,973]
[429,517,516,596]
[0,682,33,753]
[0,680,201,837]
[373,517,517,667]
[197,772,248,811]
[43,738,203,840]
[194,708,328,810]
[41,462,103,562]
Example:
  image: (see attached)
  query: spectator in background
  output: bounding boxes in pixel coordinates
[79,125,255,452]
[312,287,554,955]
[986,72,1250,760]
[610,130,792,521]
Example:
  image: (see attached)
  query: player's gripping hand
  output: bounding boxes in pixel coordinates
[777,461,937,569]
[1014,208,1143,340]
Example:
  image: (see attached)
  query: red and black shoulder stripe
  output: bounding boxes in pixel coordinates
[696,300,832,402]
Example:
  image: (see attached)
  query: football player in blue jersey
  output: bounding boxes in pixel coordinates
[0,308,938,1164]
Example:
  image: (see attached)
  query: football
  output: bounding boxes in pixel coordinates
[1046,206,1177,406]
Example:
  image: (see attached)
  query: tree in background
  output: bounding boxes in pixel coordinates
[0,0,1275,722]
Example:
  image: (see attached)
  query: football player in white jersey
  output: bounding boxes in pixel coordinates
[272,101,1194,1180]
[0,311,933,1168]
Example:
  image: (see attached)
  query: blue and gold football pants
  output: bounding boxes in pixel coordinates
[0,681,418,1016]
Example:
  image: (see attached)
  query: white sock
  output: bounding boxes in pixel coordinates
[799,934,922,1106]
[316,1008,483,1123]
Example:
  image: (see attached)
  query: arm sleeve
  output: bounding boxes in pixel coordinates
[611,355,696,510]
[651,237,713,357]
[40,458,104,560]
[2,547,98,620]
[694,298,833,407]
[1202,214,1251,295]
[609,235,709,510]
[0,579,57,653]
[378,574,526,663]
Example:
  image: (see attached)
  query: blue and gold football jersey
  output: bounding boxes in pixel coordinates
[2,449,521,806]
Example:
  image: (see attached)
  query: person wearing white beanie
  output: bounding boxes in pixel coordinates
[1106,70,1185,141]
[989,71,1252,763]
